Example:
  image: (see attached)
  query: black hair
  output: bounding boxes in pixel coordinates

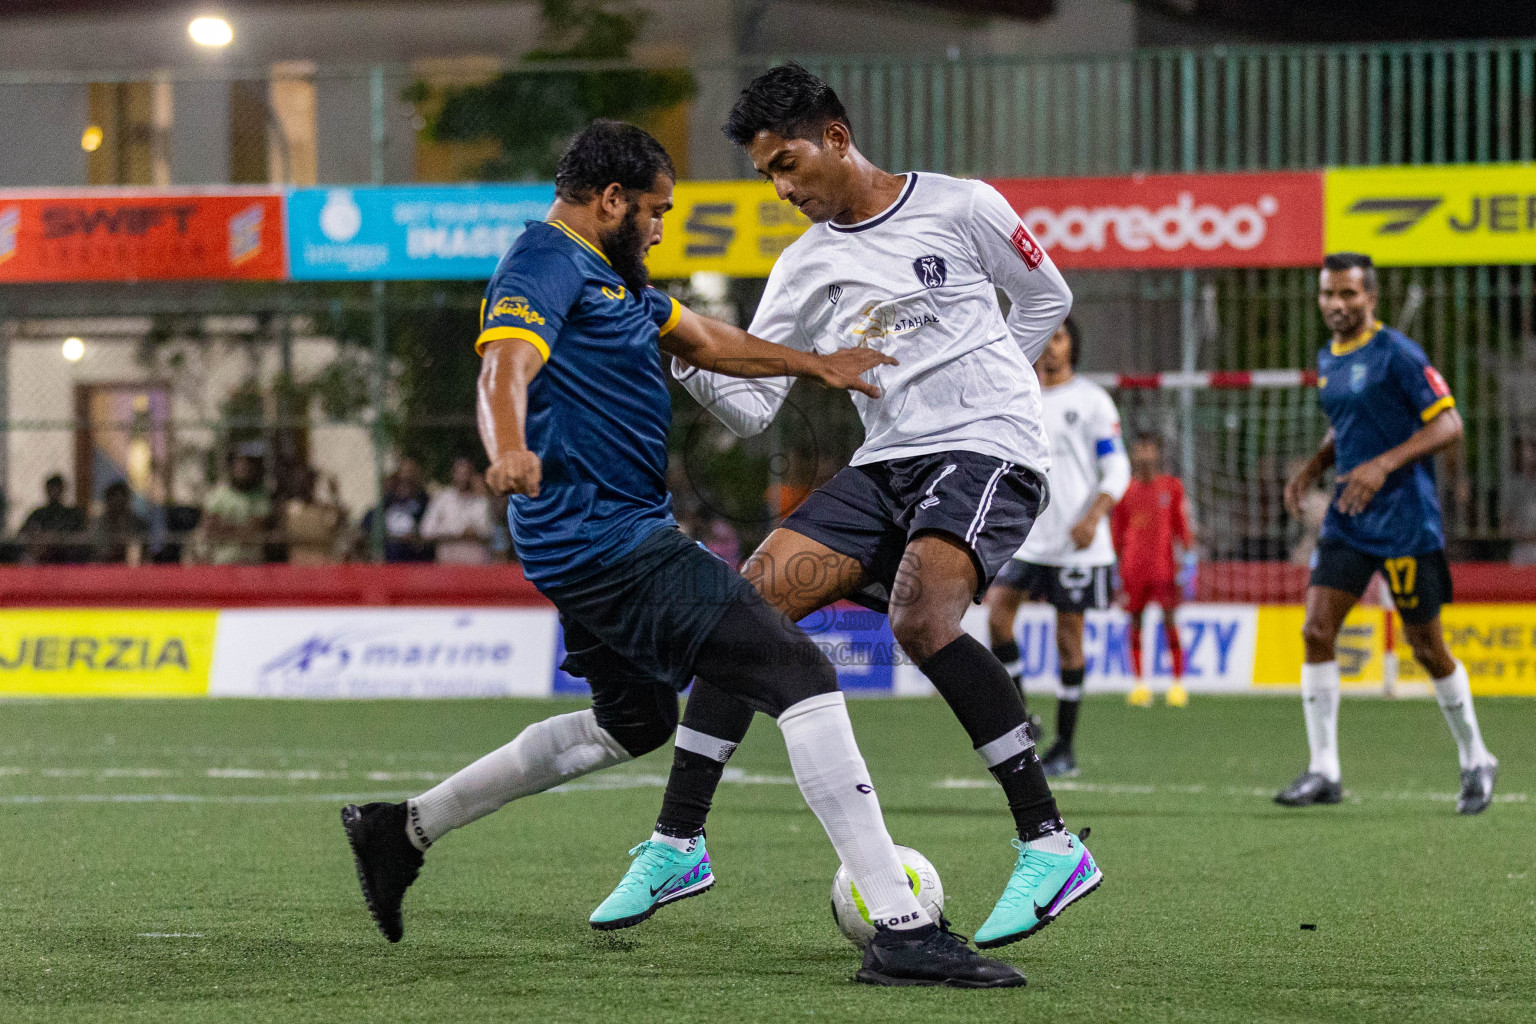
[1133,431,1166,451]
[1061,316,1082,369]
[723,62,853,146]
[45,473,64,489]
[554,119,675,204]
[1322,251,1378,293]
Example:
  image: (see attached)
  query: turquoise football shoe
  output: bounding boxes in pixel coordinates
[974,830,1102,949]
[589,837,714,931]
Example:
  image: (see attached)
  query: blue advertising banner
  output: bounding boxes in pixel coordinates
[285,185,554,280]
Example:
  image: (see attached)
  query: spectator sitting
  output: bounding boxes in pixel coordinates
[90,481,149,565]
[194,445,273,565]
[359,456,433,562]
[421,457,493,564]
[18,473,87,564]
[283,466,348,566]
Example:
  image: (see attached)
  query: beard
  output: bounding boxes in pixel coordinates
[601,203,651,294]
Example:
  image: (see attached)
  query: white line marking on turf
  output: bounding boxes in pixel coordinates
[933,778,1529,803]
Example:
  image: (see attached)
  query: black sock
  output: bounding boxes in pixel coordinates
[1055,667,1085,750]
[919,634,1061,839]
[655,747,727,838]
[653,680,756,839]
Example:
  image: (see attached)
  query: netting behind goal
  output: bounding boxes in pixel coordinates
[1089,372,1329,604]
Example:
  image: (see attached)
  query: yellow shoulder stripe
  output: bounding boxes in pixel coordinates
[659,296,683,337]
[547,219,611,265]
[1420,395,1455,422]
[476,326,551,361]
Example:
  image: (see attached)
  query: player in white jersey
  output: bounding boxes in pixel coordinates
[590,64,1103,955]
[985,319,1130,779]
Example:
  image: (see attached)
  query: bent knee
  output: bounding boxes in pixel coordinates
[592,685,679,757]
[1301,619,1337,656]
[890,611,956,666]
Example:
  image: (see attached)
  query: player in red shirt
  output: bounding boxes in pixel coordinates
[1110,433,1194,707]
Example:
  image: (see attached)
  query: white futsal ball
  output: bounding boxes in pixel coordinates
[830,845,945,948]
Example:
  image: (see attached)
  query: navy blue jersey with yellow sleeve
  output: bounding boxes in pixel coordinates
[1317,322,1454,558]
[477,219,683,587]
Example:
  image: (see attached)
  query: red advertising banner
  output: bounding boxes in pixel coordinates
[987,171,1324,269]
[0,190,285,282]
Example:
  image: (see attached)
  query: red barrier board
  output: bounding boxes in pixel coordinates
[0,190,285,282]
[988,172,1324,270]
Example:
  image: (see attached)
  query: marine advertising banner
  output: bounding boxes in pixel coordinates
[285,185,555,280]
[0,190,285,282]
[988,172,1325,270]
[209,608,558,698]
[1324,163,1536,266]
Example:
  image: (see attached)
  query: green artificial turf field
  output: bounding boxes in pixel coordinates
[2,694,1531,1023]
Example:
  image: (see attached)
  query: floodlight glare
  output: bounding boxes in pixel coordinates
[62,337,85,362]
[188,16,233,47]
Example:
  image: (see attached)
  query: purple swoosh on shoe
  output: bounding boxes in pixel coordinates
[1046,852,1094,915]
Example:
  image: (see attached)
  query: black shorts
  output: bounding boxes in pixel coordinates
[782,450,1046,613]
[1309,538,1453,625]
[994,559,1113,614]
[544,526,755,692]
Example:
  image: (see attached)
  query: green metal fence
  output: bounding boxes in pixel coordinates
[799,40,1536,176]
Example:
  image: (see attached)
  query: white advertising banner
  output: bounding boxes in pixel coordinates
[209,608,558,698]
[987,603,1259,694]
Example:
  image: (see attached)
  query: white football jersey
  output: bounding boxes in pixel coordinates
[672,173,1072,477]
[1014,375,1131,568]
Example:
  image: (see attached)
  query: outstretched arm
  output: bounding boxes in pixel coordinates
[661,304,894,395]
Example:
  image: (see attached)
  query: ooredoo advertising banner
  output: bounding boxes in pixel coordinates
[988,171,1325,269]
[0,190,285,282]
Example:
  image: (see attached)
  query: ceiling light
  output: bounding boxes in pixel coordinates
[188,16,233,47]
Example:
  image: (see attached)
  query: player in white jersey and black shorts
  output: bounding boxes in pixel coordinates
[986,319,1129,779]
[588,63,1103,955]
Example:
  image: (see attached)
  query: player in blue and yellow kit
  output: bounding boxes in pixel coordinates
[1276,252,1497,814]
[340,120,1025,987]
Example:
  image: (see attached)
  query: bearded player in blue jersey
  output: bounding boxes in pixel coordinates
[339,120,1026,988]
[1275,252,1497,814]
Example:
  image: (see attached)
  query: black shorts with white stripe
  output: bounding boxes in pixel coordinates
[994,559,1114,614]
[781,450,1046,613]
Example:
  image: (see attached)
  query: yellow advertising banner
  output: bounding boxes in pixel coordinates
[648,181,811,280]
[1254,605,1388,688]
[0,609,217,697]
[1324,163,1536,266]
[1394,604,1536,696]
[1255,603,1536,696]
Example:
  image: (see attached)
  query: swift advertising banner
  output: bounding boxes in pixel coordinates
[0,190,285,282]
[989,172,1326,270]
[1324,163,1536,266]
[285,185,555,280]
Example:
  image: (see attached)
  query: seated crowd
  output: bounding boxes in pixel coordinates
[5,449,513,567]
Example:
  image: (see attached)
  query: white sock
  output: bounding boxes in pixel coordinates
[405,709,631,850]
[1432,661,1494,771]
[776,692,928,932]
[649,830,702,853]
[1300,661,1341,782]
[1025,830,1074,855]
